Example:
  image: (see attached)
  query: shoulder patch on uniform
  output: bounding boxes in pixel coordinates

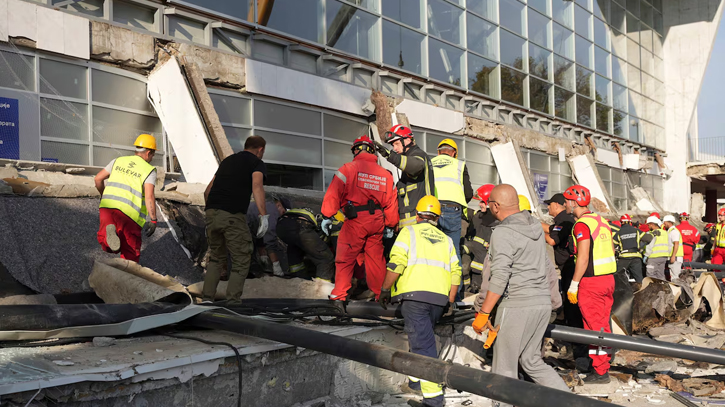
[576,233,583,239]
[553,226,562,231]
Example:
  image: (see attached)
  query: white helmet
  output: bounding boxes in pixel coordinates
[662,215,677,224]
[646,216,662,226]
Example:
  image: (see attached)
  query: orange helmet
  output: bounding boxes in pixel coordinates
[563,185,591,207]
[474,184,495,204]
[719,208,725,216]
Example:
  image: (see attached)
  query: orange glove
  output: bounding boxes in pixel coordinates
[472,312,490,335]
[483,325,500,349]
[567,280,579,305]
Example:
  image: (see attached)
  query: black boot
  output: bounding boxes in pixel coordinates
[583,371,610,384]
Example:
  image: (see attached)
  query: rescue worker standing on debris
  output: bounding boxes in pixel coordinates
[202,135,268,304]
[431,139,473,264]
[471,185,570,406]
[564,185,617,384]
[379,195,460,407]
[677,212,700,264]
[95,133,159,263]
[644,216,669,280]
[663,215,683,280]
[710,208,725,265]
[613,214,647,283]
[374,125,435,228]
[322,136,398,301]
[461,184,496,293]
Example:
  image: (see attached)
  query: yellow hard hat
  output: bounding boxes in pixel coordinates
[416,195,441,216]
[437,138,458,152]
[518,194,531,211]
[134,133,157,150]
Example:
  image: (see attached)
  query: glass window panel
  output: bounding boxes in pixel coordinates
[114,0,156,32]
[383,21,424,75]
[429,39,464,86]
[179,0,251,21]
[594,0,609,20]
[593,18,608,49]
[529,9,550,49]
[654,11,663,36]
[595,75,610,105]
[559,159,572,176]
[596,103,610,132]
[642,72,655,100]
[594,46,609,77]
[92,70,152,113]
[42,141,89,165]
[324,140,354,169]
[428,0,464,45]
[577,96,593,127]
[613,110,627,138]
[530,77,552,115]
[384,0,424,28]
[40,98,88,141]
[468,54,499,97]
[466,141,494,164]
[529,44,551,81]
[324,114,368,143]
[467,13,498,60]
[613,83,627,110]
[264,0,322,43]
[627,0,640,18]
[552,0,573,28]
[529,0,549,16]
[612,56,626,84]
[92,106,162,146]
[576,66,592,97]
[213,30,248,55]
[554,55,575,90]
[576,37,592,69]
[629,116,640,142]
[640,27,653,51]
[575,5,592,40]
[553,23,574,60]
[611,28,626,58]
[210,93,251,125]
[500,30,526,69]
[500,66,525,106]
[597,164,611,181]
[500,0,526,36]
[256,130,322,165]
[627,64,640,92]
[266,163,322,191]
[577,0,591,10]
[627,38,639,67]
[654,56,663,80]
[326,2,379,60]
[555,87,575,121]
[223,126,252,152]
[529,152,549,172]
[641,48,653,75]
[255,100,321,135]
[467,0,497,23]
[610,1,625,31]
[39,59,87,99]
[652,0,662,11]
[0,51,35,91]
[168,16,205,44]
[627,13,639,42]
[641,2,653,28]
[467,161,499,185]
[52,0,104,17]
[628,90,642,117]
[94,146,163,168]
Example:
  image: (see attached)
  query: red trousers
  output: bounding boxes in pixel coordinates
[97,208,142,262]
[579,274,615,375]
[330,212,385,301]
[712,247,725,265]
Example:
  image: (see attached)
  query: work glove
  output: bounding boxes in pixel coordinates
[256,214,269,238]
[374,140,391,158]
[443,301,458,318]
[378,288,392,310]
[472,312,493,335]
[145,220,157,237]
[383,227,395,239]
[567,280,579,305]
[643,256,649,263]
[321,218,332,236]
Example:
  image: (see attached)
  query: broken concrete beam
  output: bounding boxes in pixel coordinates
[41,184,100,198]
[187,276,332,301]
[0,294,57,305]
[90,21,156,70]
[88,259,189,304]
[0,180,12,195]
[2,178,49,196]
[165,42,245,88]
[18,169,95,187]
[370,90,393,139]
[0,165,18,179]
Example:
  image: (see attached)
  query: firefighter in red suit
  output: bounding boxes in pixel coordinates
[676,212,700,263]
[321,136,399,301]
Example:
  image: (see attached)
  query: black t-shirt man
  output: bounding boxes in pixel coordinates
[206,151,266,214]
[550,210,576,268]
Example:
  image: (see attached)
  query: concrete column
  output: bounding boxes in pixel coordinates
[706,189,718,222]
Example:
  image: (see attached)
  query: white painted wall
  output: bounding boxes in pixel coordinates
[595,149,622,169]
[147,57,218,184]
[245,60,372,117]
[570,155,611,213]
[395,99,466,134]
[662,0,724,212]
[490,142,535,213]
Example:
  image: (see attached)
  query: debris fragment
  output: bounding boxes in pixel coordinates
[133,351,143,355]
[645,361,678,374]
[92,337,116,347]
[52,360,74,366]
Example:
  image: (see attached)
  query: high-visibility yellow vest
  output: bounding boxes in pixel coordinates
[431,155,466,206]
[388,222,462,306]
[100,155,155,227]
[647,229,670,258]
[668,227,685,257]
[716,224,725,248]
[572,213,617,276]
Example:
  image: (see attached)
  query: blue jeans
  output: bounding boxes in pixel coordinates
[402,300,445,407]
[439,204,462,299]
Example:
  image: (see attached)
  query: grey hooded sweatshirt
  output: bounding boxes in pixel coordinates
[487,210,552,309]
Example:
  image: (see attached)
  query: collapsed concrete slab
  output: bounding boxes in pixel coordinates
[89,259,189,304]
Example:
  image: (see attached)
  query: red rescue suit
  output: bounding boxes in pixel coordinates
[321,152,399,300]
[676,221,700,263]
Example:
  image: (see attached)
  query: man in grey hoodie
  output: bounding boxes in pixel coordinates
[471,185,569,407]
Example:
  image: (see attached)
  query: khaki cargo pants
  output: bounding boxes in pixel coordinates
[202,208,253,303]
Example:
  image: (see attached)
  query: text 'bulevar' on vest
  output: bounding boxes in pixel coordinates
[100,155,155,227]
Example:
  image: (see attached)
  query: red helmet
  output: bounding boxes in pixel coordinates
[473,184,495,204]
[352,135,375,155]
[563,185,591,207]
[650,212,660,219]
[384,125,414,144]
[719,208,725,216]
[620,214,632,223]
[706,223,716,229]
[680,212,690,218]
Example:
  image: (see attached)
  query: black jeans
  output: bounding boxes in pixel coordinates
[617,257,643,283]
[277,217,335,281]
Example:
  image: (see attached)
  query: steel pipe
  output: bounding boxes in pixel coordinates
[187,311,611,407]
[685,262,725,271]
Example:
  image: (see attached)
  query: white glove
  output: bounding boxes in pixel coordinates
[256,214,269,238]
[321,218,332,236]
[384,228,394,239]
[643,256,649,263]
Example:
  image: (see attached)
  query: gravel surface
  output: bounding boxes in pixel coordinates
[0,196,203,294]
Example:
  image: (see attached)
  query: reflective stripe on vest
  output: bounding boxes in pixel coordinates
[648,230,670,258]
[716,224,725,248]
[431,155,466,206]
[669,227,684,257]
[100,155,154,227]
[285,208,318,227]
[572,213,617,276]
